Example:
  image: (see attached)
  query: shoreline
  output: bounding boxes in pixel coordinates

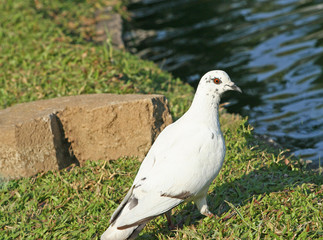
[103,5,321,171]
[0,1,322,239]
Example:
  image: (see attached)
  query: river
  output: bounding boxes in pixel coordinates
[124,0,323,167]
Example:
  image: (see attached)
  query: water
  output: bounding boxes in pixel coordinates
[124,0,323,167]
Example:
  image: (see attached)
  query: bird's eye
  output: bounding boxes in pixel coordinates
[213,78,222,84]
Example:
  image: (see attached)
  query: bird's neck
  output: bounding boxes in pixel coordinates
[183,90,221,130]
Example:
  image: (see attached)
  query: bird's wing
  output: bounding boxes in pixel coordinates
[109,124,179,222]
[111,123,218,229]
[109,187,133,223]
[132,121,185,184]
[114,185,183,230]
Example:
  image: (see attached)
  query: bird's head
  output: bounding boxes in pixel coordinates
[198,70,242,96]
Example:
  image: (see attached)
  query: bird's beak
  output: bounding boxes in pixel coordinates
[229,83,242,93]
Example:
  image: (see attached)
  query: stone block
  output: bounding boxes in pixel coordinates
[0,94,172,179]
[94,7,124,49]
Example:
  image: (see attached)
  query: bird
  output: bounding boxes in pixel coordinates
[101,70,242,240]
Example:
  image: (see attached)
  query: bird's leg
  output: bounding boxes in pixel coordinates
[165,210,175,230]
[202,208,216,218]
[195,196,217,218]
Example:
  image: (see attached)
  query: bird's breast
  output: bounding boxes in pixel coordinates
[177,128,225,196]
[198,131,225,182]
[141,124,226,197]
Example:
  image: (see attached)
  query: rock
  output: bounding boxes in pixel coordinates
[94,7,124,49]
[0,102,77,180]
[57,94,172,163]
[0,94,172,179]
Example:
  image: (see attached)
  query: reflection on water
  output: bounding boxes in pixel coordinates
[124,0,323,166]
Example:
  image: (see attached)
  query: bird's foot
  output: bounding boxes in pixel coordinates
[202,209,217,218]
[204,212,217,218]
[165,211,175,230]
[168,222,176,230]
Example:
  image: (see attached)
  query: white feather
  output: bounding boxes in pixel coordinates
[101,70,241,240]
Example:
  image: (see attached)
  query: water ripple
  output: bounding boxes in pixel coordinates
[125,0,323,165]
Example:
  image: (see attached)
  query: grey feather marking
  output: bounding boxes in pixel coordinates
[161,191,192,200]
[128,196,138,210]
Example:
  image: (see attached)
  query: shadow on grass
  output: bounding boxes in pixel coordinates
[138,149,322,239]
[96,130,322,239]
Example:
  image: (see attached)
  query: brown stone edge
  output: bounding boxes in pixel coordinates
[94,6,124,49]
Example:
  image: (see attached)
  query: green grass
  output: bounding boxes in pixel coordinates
[0,0,193,118]
[1,117,322,239]
[0,0,322,239]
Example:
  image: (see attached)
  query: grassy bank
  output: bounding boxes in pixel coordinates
[0,0,322,239]
[0,0,193,118]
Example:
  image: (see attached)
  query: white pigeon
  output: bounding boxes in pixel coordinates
[101,70,242,240]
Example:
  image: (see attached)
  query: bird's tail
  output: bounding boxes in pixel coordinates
[100,222,146,240]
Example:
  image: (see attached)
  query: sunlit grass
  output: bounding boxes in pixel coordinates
[1,117,322,239]
[0,0,193,119]
[0,0,322,239]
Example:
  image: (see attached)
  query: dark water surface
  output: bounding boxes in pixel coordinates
[124,0,323,166]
